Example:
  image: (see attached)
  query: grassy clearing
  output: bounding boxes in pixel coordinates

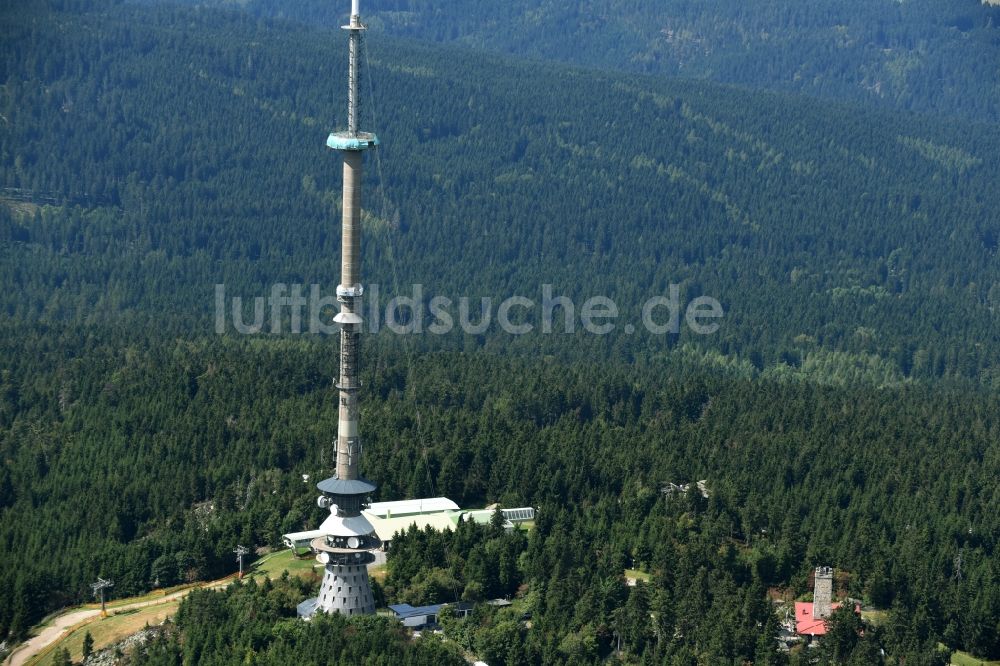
[95,584,197,610]
[861,609,888,626]
[25,550,322,666]
[247,548,321,581]
[950,649,1000,666]
[0,198,42,217]
[27,600,181,666]
[624,569,652,583]
[25,584,199,635]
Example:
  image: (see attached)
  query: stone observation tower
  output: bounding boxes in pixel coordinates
[813,566,834,619]
[298,0,380,618]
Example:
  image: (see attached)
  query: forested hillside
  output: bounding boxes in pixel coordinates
[2,332,1000,662]
[172,0,1000,123]
[2,1,1000,663]
[133,578,469,665]
[3,1,1000,385]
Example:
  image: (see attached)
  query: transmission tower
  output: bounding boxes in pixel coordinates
[300,0,381,618]
[91,577,114,617]
[234,545,250,579]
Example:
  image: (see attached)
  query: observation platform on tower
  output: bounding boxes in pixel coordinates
[327,131,379,151]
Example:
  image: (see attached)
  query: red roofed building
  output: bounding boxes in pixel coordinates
[794,566,859,637]
[794,600,843,636]
[794,567,861,637]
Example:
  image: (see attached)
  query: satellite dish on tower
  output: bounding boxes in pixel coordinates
[317,552,330,564]
[347,536,360,549]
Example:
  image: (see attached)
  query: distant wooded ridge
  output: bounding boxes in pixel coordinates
[3,1,1000,386]
[159,0,1000,123]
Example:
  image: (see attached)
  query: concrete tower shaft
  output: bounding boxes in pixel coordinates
[340,152,363,298]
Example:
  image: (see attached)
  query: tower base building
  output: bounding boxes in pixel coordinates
[297,478,380,617]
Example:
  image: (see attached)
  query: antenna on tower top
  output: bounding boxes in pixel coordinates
[336,0,370,138]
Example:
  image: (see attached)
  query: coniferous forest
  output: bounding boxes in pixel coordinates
[2,1,1000,664]
[160,0,1000,123]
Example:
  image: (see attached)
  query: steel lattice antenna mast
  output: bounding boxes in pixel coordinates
[91,578,113,617]
[300,0,380,618]
[234,545,249,579]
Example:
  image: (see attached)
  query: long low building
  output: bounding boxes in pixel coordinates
[283,498,534,552]
[387,601,474,629]
[367,497,460,518]
[366,511,462,549]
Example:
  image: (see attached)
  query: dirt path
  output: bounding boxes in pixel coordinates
[5,610,99,666]
[4,551,325,666]
[3,578,236,666]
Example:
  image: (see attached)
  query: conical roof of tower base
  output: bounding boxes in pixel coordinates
[317,476,377,496]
